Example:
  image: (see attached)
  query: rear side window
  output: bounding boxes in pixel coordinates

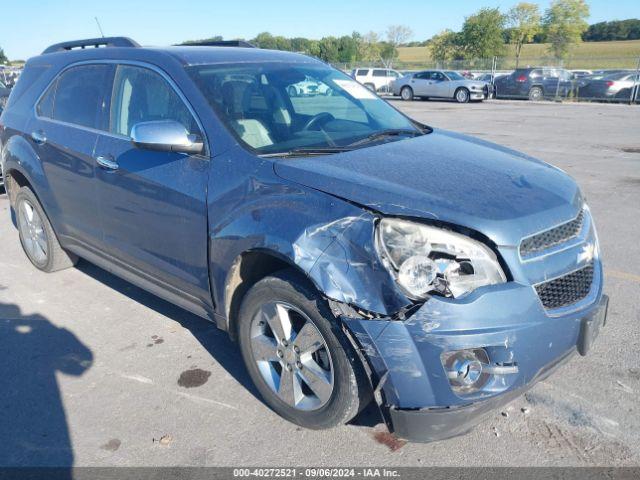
[356,69,369,76]
[372,70,388,77]
[109,65,199,137]
[36,81,57,118]
[53,65,112,129]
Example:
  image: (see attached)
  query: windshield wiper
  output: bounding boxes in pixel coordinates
[347,128,423,147]
[259,146,354,158]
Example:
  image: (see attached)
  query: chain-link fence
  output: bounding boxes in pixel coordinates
[335,55,640,104]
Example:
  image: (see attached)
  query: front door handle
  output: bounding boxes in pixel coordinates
[31,130,47,145]
[96,155,119,171]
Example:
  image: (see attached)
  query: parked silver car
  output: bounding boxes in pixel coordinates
[392,70,488,103]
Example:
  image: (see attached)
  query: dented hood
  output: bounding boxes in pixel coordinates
[273,129,582,246]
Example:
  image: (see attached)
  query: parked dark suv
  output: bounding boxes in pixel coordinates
[0,37,607,442]
[494,67,576,101]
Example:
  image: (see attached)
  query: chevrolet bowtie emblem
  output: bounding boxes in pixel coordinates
[577,243,595,264]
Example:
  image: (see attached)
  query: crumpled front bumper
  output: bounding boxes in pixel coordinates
[341,262,606,442]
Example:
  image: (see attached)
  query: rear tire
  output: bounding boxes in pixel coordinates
[15,187,77,272]
[364,83,376,92]
[400,86,414,101]
[528,86,543,101]
[238,269,369,430]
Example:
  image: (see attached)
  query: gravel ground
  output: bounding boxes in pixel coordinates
[1,99,639,467]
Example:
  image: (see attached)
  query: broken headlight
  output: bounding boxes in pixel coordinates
[376,218,506,300]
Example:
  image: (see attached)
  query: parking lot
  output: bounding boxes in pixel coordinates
[1,99,639,467]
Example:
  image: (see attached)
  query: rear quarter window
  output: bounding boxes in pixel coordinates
[36,81,57,118]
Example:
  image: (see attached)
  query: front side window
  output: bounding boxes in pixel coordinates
[53,65,112,129]
[187,62,421,155]
[110,65,199,137]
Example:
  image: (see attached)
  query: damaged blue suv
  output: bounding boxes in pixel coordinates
[0,37,608,442]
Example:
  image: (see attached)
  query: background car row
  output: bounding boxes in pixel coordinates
[347,66,639,104]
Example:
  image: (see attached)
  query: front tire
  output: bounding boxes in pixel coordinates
[238,269,368,429]
[400,86,414,101]
[15,187,77,272]
[455,87,470,103]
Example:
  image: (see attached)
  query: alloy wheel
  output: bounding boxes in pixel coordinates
[456,89,469,103]
[18,199,48,264]
[249,301,334,411]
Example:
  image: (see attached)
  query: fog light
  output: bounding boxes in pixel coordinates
[441,349,490,394]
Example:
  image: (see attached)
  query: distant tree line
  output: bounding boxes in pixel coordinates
[182,25,413,67]
[583,19,640,41]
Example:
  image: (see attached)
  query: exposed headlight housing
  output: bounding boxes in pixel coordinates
[376,218,506,300]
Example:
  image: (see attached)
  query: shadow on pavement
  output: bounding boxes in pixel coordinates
[75,260,261,400]
[0,301,93,472]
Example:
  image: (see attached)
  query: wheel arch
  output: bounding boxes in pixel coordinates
[223,248,319,341]
[3,134,49,205]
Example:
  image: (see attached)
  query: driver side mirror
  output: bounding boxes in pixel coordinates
[131,120,203,155]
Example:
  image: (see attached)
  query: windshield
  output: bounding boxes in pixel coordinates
[445,71,464,80]
[186,62,422,155]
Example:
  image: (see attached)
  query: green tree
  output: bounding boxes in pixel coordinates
[506,3,541,68]
[428,30,460,62]
[378,42,398,68]
[459,8,506,59]
[0,48,7,64]
[543,0,590,59]
[252,32,278,49]
[357,31,381,62]
[318,36,340,63]
[337,35,358,63]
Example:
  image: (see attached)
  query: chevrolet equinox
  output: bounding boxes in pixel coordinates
[0,37,608,442]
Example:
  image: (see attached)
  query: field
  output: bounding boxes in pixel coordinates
[397,39,640,69]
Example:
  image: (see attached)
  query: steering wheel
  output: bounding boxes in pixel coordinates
[301,112,335,131]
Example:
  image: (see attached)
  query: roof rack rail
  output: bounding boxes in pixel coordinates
[42,37,140,55]
[183,40,256,48]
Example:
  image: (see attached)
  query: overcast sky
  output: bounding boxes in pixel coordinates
[1,0,637,60]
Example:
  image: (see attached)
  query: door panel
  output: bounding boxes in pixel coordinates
[95,64,211,309]
[411,73,431,96]
[32,119,100,244]
[31,64,113,246]
[430,72,450,97]
[94,135,210,305]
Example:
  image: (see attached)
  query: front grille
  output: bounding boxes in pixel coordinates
[535,263,594,309]
[520,209,585,257]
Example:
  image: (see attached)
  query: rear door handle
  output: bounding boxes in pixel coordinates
[31,130,47,145]
[96,155,119,171]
